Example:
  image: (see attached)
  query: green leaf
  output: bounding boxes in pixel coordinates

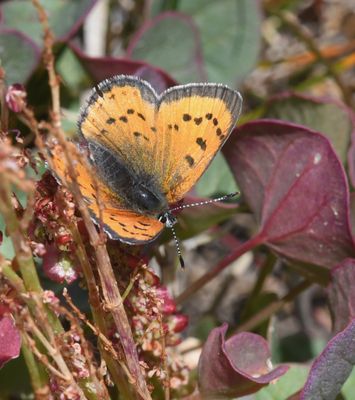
[0,0,96,47]
[342,367,355,399]
[127,13,206,83]
[179,0,262,85]
[0,214,15,259]
[265,94,353,163]
[195,153,237,197]
[0,30,40,84]
[255,365,309,400]
[56,47,88,95]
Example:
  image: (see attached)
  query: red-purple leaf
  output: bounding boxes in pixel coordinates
[327,258,355,333]
[350,193,355,238]
[70,43,177,93]
[223,120,355,276]
[126,12,206,83]
[300,319,355,400]
[198,324,288,398]
[348,138,355,189]
[0,316,21,369]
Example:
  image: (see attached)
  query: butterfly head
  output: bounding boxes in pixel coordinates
[158,211,177,228]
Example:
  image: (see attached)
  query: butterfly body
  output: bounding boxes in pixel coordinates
[87,139,168,215]
[52,75,242,244]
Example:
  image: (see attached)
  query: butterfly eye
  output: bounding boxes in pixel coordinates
[158,214,167,223]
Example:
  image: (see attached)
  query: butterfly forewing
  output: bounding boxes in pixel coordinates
[79,76,161,180]
[157,84,242,202]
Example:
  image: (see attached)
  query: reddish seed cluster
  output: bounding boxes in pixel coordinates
[5,84,27,113]
[50,378,81,400]
[60,332,90,380]
[32,172,191,392]
[123,263,190,391]
[31,173,80,283]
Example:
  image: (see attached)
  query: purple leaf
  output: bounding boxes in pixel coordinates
[198,324,288,398]
[126,11,206,83]
[300,319,355,400]
[350,193,355,238]
[327,258,355,333]
[348,136,355,189]
[223,120,355,277]
[70,43,177,93]
[0,316,21,369]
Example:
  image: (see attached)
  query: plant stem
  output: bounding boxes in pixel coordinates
[31,1,152,397]
[21,334,50,400]
[0,179,42,293]
[235,279,312,333]
[240,252,276,321]
[175,235,263,305]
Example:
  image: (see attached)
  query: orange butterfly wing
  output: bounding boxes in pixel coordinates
[156,84,242,203]
[79,77,163,189]
[50,144,164,243]
[79,76,242,204]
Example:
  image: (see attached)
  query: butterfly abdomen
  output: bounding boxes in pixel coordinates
[87,140,167,215]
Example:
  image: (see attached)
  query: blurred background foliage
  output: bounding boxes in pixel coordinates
[1,0,355,398]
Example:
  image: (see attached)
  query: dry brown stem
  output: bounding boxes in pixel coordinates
[31,1,152,397]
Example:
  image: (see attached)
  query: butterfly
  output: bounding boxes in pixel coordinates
[52,75,242,260]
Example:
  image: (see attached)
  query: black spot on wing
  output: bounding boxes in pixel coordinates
[194,117,203,125]
[119,116,128,123]
[106,117,116,124]
[183,114,192,121]
[196,137,207,151]
[133,224,148,231]
[138,221,150,227]
[185,155,195,167]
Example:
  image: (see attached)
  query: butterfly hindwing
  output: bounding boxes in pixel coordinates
[88,203,164,243]
[50,144,164,243]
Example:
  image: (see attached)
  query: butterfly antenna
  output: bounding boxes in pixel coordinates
[169,191,239,212]
[170,224,185,269]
